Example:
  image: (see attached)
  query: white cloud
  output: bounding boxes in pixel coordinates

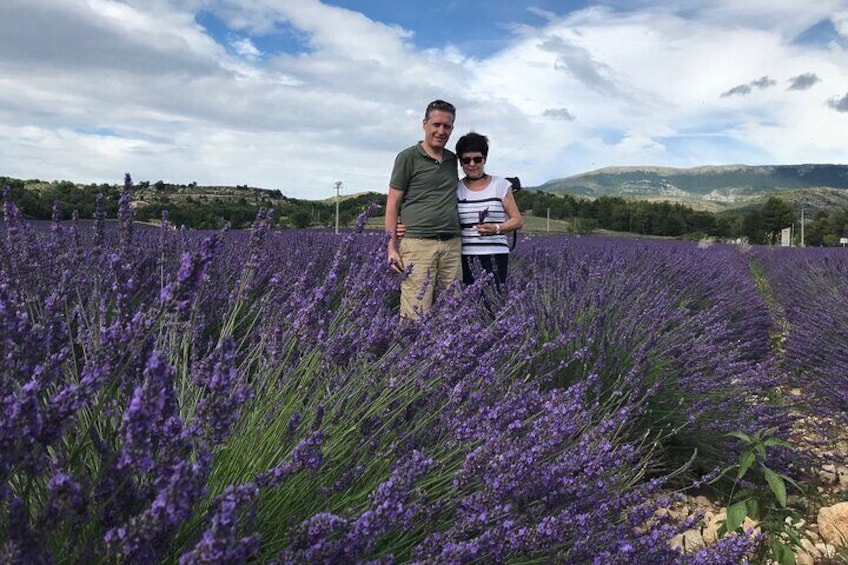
[0,0,847,198]
[835,11,848,36]
[465,3,848,178]
[230,37,262,60]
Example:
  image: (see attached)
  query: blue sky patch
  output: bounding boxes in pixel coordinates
[196,10,312,58]
[792,19,845,48]
[73,126,120,137]
[323,0,592,57]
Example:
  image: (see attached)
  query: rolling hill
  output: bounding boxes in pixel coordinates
[532,164,848,213]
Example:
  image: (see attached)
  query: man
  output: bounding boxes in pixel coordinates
[385,99,462,320]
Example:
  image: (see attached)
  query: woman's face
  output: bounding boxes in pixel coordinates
[460,152,486,178]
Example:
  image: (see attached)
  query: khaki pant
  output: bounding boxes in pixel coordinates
[399,237,462,320]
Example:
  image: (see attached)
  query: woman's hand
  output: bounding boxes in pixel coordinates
[476,223,502,236]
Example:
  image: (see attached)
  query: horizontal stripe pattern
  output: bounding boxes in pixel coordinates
[457,176,512,256]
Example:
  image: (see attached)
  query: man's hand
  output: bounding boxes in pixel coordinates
[396,223,407,238]
[387,246,404,273]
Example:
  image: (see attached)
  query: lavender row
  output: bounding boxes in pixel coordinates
[510,236,793,477]
[750,246,848,417]
[1,183,792,563]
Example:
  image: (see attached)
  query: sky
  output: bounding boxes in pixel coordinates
[1,0,847,200]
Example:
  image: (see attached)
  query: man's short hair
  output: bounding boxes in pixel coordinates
[425,99,456,120]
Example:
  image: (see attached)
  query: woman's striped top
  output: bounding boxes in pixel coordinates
[457,175,512,256]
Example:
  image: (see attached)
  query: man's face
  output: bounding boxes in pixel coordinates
[422,110,455,150]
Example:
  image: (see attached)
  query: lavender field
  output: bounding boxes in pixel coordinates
[1,182,846,564]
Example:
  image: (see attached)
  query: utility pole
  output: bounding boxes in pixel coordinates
[334,181,342,235]
[546,208,550,232]
[801,207,806,247]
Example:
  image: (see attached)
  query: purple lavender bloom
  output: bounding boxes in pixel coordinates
[687,532,758,564]
[276,451,432,563]
[104,455,211,562]
[4,497,47,564]
[117,351,180,473]
[118,173,135,249]
[159,232,222,313]
[0,186,819,563]
[292,430,324,471]
[92,192,106,252]
[178,484,261,564]
[191,338,252,444]
[0,380,46,479]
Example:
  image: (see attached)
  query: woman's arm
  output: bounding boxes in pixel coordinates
[500,190,523,233]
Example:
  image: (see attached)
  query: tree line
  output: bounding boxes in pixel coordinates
[1,178,378,230]
[513,190,848,245]
[3,177,848,245]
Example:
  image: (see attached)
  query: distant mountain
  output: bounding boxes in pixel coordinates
[533,164,848,213]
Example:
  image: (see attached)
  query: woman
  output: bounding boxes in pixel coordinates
[453,132,523,288]
[395,132,523,289]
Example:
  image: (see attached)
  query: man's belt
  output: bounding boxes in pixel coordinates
[413,233,458,241]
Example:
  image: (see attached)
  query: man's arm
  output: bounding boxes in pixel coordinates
[385,187,404,272]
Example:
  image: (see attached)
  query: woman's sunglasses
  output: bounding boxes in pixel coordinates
[460,156,485,165]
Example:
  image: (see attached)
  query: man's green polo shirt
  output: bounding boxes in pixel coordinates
[390,142,460,238]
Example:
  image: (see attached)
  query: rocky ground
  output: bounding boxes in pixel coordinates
[671,402,848,564]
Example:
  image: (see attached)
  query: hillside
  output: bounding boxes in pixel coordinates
[2,176,386,230]
[534,164,848,213]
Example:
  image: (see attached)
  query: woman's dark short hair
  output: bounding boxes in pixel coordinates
[455,132,489,158]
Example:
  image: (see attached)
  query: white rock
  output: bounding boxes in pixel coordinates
[820,463,839,484]
[795,550,815,565]
[796,537,821,565]
[814,542,837,558]
[701,509,759,545]
[817,502,848,545]
[670,529,705,553]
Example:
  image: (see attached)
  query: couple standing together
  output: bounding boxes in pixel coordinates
[385,99,524,320]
